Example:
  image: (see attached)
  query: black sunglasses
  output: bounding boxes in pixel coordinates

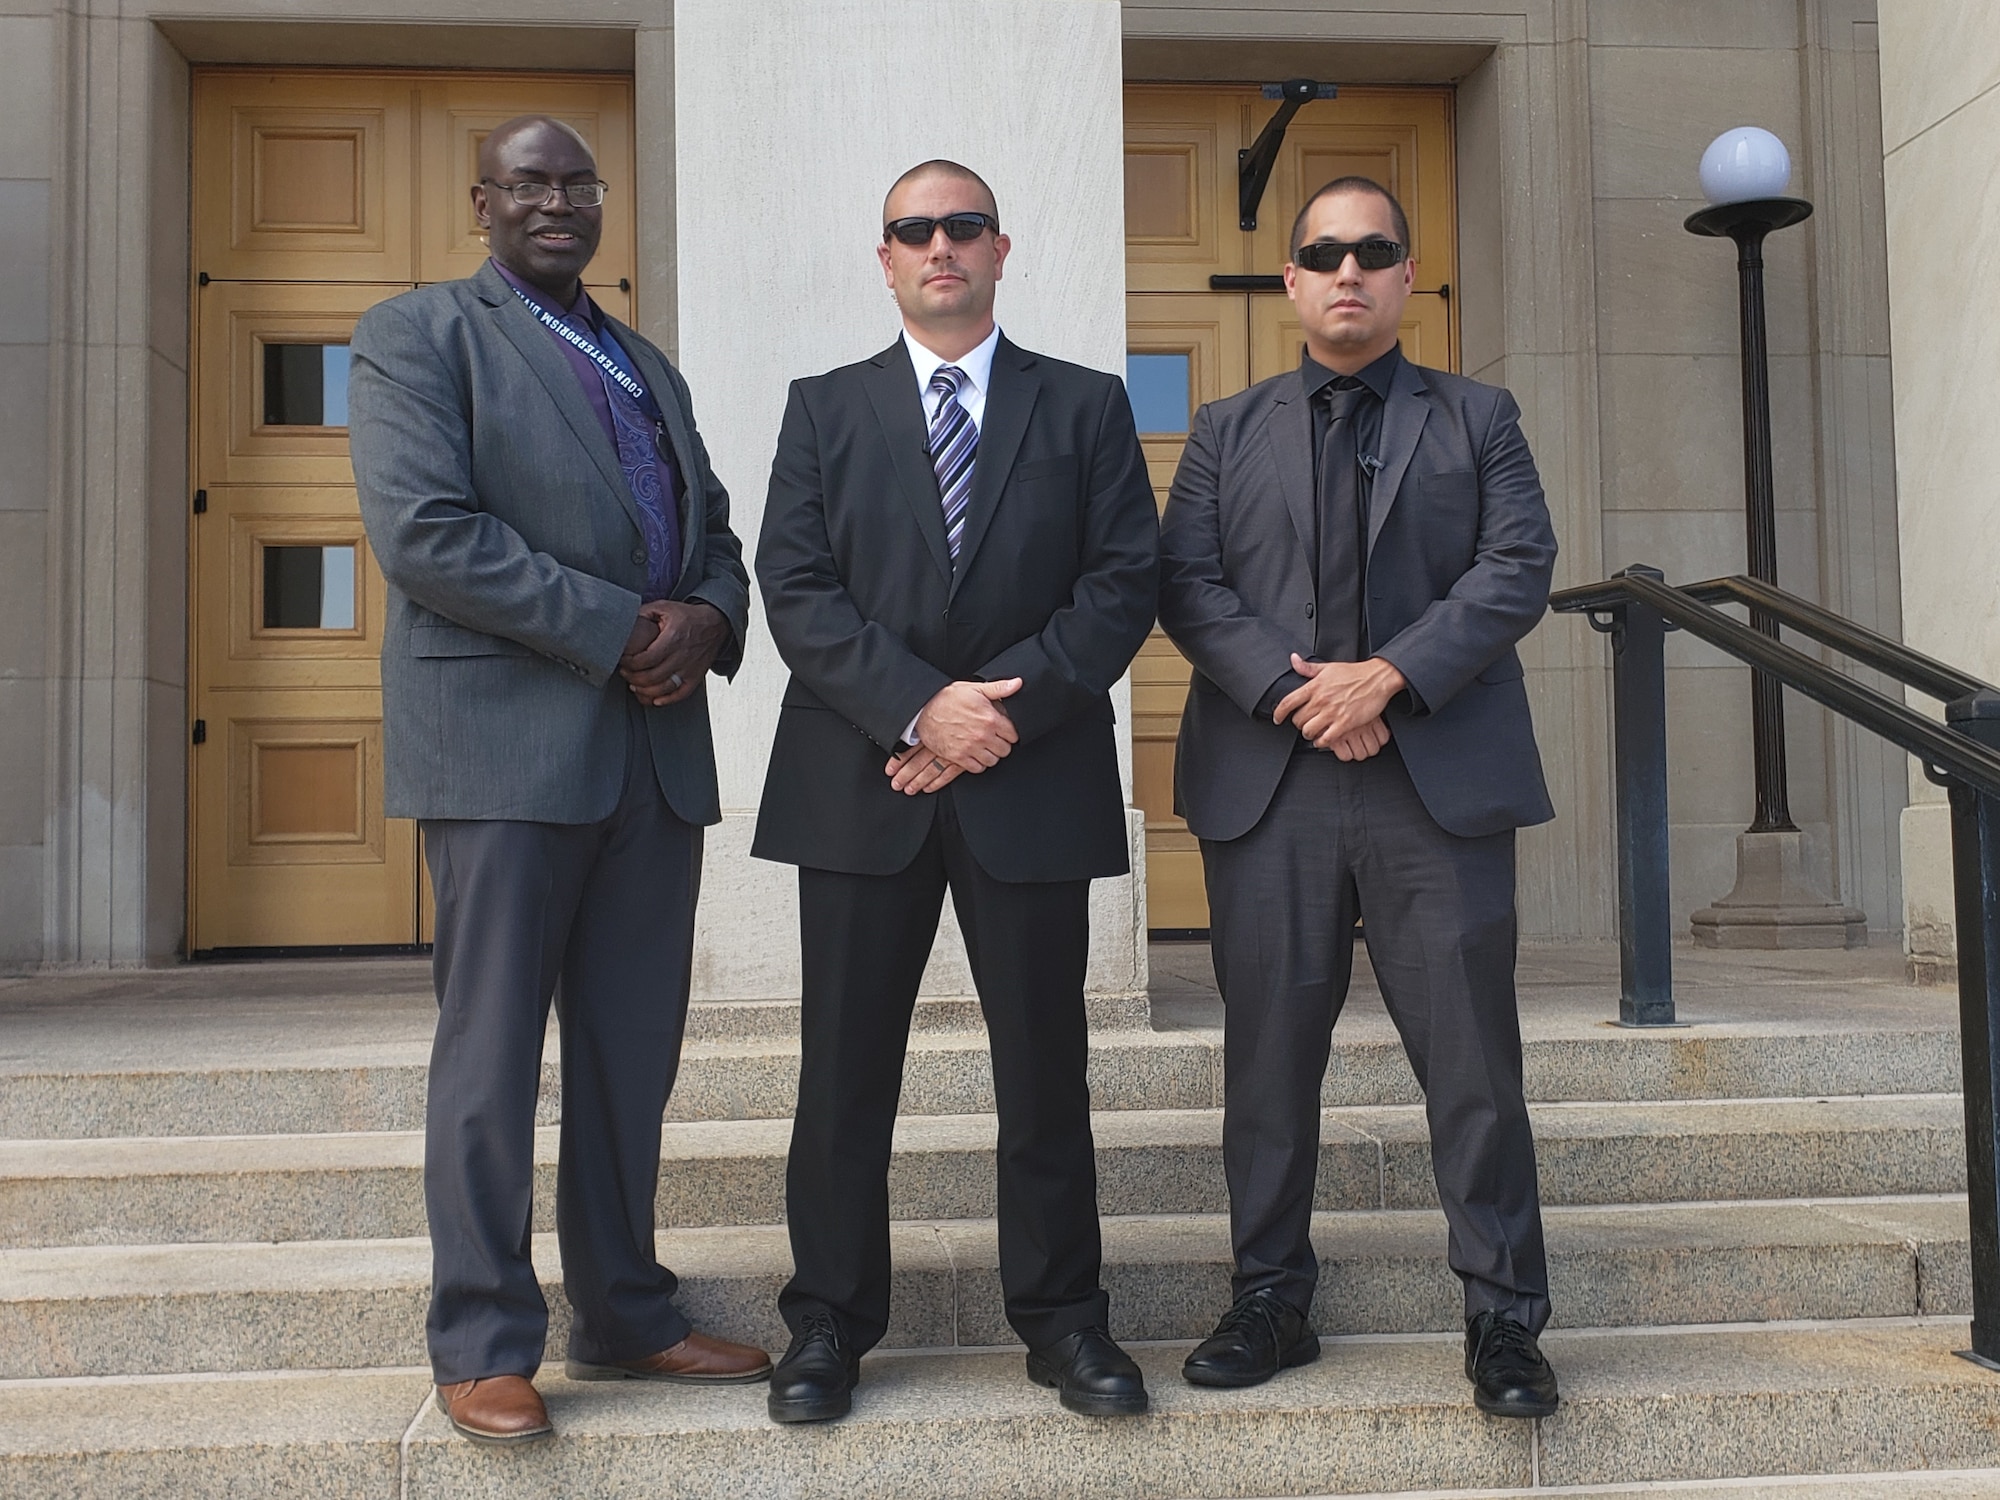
[883,212,1000,246]
[1294,238,1406,273]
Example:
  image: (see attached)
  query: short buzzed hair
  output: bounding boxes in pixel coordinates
[884,159,1000,229]
[1290,176,1410,258]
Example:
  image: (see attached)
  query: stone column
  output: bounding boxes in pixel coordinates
[1879,3,2000,982]
[671,0,1146,1013]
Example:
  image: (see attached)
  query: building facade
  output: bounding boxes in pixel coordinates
[0,0,1925,990]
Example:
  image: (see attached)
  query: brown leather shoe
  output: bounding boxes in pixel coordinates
[434,1375,553,1444]
[565,1330,773,1384]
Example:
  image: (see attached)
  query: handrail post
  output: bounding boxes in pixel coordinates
[1610,566,1675,1025]
[1948,689,2000,1368]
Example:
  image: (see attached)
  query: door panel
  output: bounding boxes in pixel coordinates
[194,74,417,283]
[192,691,417,948]
[197,282,402,488]
[1125,84,1457,931]
[1124,87,1247,291]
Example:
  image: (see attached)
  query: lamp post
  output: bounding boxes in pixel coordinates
[1683,126,1866,948]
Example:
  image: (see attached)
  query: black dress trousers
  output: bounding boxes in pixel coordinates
[1202,744,1552,1334]
[779,794,1108,1356]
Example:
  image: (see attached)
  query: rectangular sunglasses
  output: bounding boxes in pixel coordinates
[1294,238,1406,272]
[883,213,999,245]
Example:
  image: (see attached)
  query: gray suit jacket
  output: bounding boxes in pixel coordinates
[348,261,749,825]
[1159,354,1556,842]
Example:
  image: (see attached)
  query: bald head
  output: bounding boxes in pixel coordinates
[883,159,998,228]
[478,115,595,181]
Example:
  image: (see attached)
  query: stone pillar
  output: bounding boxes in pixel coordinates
[1879,4,2000,982]
[0,9,56,966]
[671,0,1145,1011]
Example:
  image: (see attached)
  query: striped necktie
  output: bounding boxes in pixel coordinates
[928,364,977,562]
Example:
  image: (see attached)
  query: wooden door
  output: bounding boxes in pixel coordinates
[188,69,636,952]
[1124,84,1457,931]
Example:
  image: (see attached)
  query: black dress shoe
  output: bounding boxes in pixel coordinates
[1025,1327,1149,1416]
[1465,1310,1559,1419]
[768,1312,858,1424]
[1182,1288,1321,1388]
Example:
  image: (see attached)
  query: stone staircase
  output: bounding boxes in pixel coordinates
[4,945,2000,1497]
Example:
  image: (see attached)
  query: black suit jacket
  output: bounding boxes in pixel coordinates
[752,335,1159,881]
[1159,354,1557,842]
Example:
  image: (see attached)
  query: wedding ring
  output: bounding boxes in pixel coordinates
[929,757,945,772]
[668,673,684,690]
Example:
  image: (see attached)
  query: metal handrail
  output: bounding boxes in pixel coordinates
[1554,562,2000,1369]
[1551,570,2000,799]
[1556,571,1994,705]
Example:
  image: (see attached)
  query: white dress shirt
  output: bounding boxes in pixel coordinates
[898,323,1002,747]
[904,324,1000,430]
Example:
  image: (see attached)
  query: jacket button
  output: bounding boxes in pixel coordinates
[1305,603,1315,618]
[631,547,648,565]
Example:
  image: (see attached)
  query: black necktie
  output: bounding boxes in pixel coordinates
[1316,379,1368,662]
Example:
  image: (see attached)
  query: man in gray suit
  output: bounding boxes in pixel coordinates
[1158,176,1561,1418]
[349,116,768,1446]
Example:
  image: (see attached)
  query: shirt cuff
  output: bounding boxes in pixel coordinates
[1255,670,1310,720]
[902,713,921,747]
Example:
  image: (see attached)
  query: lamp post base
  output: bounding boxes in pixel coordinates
[1690,830,1868,949]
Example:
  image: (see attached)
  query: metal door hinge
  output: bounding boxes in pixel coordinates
[193,489,207,515]
[191,719,206,746]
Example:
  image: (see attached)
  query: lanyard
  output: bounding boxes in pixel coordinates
[509,285,651,406]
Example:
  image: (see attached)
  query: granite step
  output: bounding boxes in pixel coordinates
[0,1019,1960,1139]
[1300,1474,2000,1498]
[0,1198,1969,1379]
[5,1319,2000,1499]
[0,1096,1965,1249]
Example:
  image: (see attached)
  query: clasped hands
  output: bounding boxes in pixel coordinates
[1274,653,1407,761]
[620,600,729,707]
[884,678,1025,796]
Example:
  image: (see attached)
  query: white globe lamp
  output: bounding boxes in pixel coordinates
[1699,127,1792,206]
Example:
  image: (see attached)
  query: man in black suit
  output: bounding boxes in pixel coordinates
[1158,176,1561,1418]
[753,159,1159,1423]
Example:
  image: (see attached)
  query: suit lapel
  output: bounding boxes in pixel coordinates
[1367,356,1431,554]
[612,321,703,575]
[948,337,1038,601]
[862,342,954,582]
[1262,382,1319,557]
[475,263,643,535]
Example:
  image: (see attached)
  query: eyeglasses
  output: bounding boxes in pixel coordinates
[1294,238,1406,273]
[883,213,999,246]
[481,178,609,209]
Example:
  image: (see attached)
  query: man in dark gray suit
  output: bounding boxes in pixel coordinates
[1158,176,1561,1418]
[349,116,768,1446]
[753,160,1158,1424]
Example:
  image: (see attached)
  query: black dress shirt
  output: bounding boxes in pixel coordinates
[1254,344,1403,720]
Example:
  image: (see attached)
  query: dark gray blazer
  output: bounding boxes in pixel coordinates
[1159,354,1556,842]
[752,336,1159,882]
[348,261,749,826]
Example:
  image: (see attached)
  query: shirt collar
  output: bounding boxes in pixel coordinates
[904,324,1001,399]
[1300,342,1402,404]
[491,257,595,328]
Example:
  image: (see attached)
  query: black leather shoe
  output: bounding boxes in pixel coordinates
[1182,1288,1321,1388]
[1465,1310,1559,1418]
[768,1312,857,1424]
[1025,1327,1149,1416]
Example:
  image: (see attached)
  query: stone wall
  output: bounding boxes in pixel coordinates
[1879,3,2000,977]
